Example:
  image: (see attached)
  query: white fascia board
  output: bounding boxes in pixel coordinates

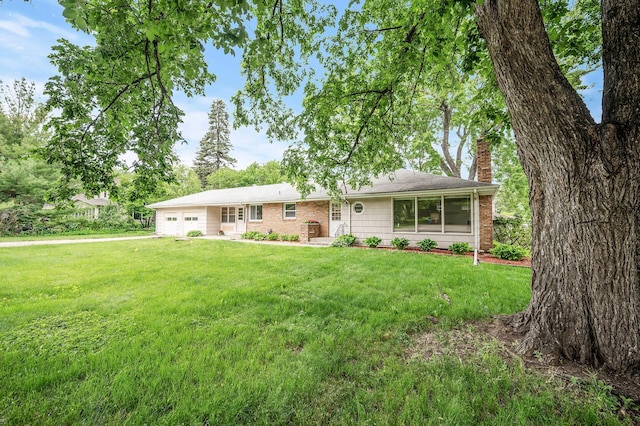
[341,185,500,200]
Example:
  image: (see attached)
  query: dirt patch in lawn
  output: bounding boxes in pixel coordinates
[407,318,640,418]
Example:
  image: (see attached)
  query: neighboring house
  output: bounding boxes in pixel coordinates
[71,193,111,219]
[148,142,499,251]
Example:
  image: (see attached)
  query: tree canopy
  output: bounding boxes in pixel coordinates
[0,79,59,206]
[193,99,236,188]
[207,160,287,189]
[48,0,640,373]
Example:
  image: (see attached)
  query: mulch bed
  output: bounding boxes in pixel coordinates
[354,245,531,268]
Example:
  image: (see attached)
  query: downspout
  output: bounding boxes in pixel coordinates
[473,189,480,266]
[344,198,351,236]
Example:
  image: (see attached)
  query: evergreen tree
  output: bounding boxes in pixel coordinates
[193,99,236,188]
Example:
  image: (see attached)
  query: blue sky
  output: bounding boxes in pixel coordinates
[0,1,603,169]
[0,0,290,168]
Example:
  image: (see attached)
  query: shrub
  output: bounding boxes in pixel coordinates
[390,237,410,250]
[330,234,357,247]
[186,230,203,237]
[266,233,279,241]
[449,242,472,255]
[493,216,532,249]
[288,234,299,242]
[253,233,267,241]
[280,234,290,241]
[241,231,261,240]
[417,238,437,252]
[491,242,528,261]
[363,236,382,248]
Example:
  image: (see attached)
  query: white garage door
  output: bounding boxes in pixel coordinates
[183,214,200,234]
[164,213,180,236]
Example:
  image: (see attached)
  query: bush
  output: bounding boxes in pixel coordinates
[288,234,299,242]
[417,238,437,252]
[253,233,267,241]
[330,234,357,247]
[266,233,279,241]
[449,242,472,255]
[493,216,532,249]
[390,237,410,250]
[491,242,528,261]
[241,231,261,240]
[280,234,290,241]
[363,236,382,248]
[186,230,203,237]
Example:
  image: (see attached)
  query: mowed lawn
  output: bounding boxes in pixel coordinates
[0,239,627,425]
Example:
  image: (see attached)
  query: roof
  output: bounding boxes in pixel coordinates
[71,194,111,207]
[147,169,499,209]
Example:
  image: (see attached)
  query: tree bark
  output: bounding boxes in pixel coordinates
[476,0,640,372]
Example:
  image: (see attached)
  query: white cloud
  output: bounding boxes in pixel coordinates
[0,20,29,37]
[175,95,290,169]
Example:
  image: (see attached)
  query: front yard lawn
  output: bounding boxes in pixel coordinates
[0,239,629,424]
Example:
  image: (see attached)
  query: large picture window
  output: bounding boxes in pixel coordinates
[444,196,471,233]
[393,195,471,234]
[283,203,296,219]
[393,199,415,231]
[249,205,262,221]
[417,197,441,232]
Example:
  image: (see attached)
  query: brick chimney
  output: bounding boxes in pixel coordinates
[477,138,492,183]
[476,139,493,251]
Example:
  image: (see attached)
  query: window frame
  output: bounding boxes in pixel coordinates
[249,204,263,221]
[391,194,472,234]
[352,202,365,215]
[283,203,296,219]
[221,207,236,223]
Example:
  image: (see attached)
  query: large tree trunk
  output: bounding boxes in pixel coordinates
[476,0,640,372]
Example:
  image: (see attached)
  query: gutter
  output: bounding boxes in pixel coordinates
[473,189,480,266]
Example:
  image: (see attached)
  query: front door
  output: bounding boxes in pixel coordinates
[236,207,246,233]
[329,202,345,237]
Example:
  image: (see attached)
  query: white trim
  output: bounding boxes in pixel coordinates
[249,204,263,221]
[352,201,365,215]
[283,203,296,219]
[391,195,473,235]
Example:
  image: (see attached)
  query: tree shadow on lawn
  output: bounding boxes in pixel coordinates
[407,317,640,421]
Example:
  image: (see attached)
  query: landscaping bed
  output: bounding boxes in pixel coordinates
[353,245,532,267]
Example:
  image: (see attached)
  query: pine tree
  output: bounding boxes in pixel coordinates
[193,99,236,188]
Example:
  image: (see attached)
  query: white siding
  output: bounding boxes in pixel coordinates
[206,206,221,235]
[348,196,476,249]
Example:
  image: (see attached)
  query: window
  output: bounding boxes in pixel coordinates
[331,202,342,221]
[353,202,365,214]
[221,207,236,223]
[393,199,415,231]
[184,216,198,221]
[166,216,178,222]
[283,203,296,219]
[237,207,244,221]
[417,197,441,232]
[444,196,471,233]
[249,205,262,221]
[392,195,472,234]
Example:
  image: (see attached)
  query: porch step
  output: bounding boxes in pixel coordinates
[308,237,334,246]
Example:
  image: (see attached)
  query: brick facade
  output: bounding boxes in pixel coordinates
[479,195,493,251]
[477,139,494,251]
[246,201,330,239]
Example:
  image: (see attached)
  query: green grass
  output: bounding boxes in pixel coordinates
[0,239,631,425]
[0,229,154,242]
